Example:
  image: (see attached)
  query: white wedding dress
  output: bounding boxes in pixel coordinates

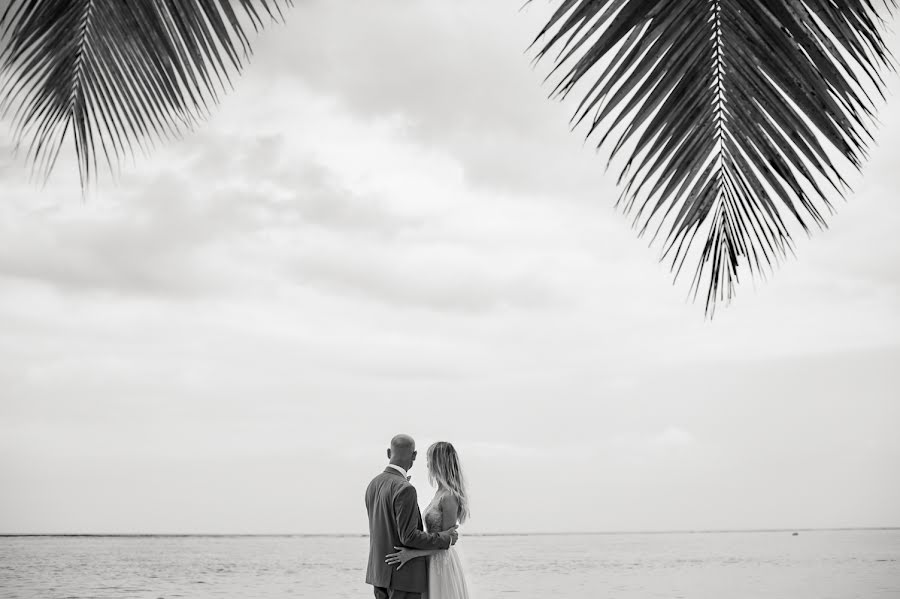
[422,494,471,599]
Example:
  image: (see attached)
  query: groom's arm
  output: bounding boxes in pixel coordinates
[393,485,453,550]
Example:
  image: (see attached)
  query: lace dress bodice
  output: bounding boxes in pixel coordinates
[423,493,445,534]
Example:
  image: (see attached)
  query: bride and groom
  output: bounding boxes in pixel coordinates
[365,434,472,599]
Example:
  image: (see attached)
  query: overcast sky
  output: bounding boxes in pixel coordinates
[1,0,898,535]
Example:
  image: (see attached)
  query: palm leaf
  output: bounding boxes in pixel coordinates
[531,0,896,315]
[0,0,290,187]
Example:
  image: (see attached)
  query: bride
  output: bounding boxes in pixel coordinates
[385,441,472,599]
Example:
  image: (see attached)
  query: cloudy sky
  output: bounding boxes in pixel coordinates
[1,1,898,535]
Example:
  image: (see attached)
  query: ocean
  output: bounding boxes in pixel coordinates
[1,530,898,598]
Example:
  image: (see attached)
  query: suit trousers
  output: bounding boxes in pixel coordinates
[374,586,422,599]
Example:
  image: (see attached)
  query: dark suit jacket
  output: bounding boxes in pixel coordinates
[365,467,451,592]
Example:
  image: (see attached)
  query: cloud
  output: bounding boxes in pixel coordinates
[289,240,557,312]
[0,173,228,295]
[1,92,568,312]
[653,427,696,448]
[607,427,697,454]
[463,441,543,459]
[248,0,611,199]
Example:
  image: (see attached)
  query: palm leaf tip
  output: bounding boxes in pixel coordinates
[531,0,896,315]
[0,0,292,188]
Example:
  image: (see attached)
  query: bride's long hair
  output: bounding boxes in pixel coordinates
[426,441,470,524]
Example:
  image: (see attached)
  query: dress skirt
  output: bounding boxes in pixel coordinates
[425,547,471,599]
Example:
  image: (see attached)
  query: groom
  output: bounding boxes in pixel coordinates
[365,434,458,599]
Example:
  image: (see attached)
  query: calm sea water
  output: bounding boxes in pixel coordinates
[1,530,898,598]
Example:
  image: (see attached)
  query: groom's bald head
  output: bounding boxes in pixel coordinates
[388,434,417,470]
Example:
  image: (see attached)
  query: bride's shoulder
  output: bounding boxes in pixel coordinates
[437,491,459,511]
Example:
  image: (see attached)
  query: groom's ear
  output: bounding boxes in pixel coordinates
[412,450,418,461]
[387,448,392,460]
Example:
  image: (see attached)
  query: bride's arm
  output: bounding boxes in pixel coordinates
[385,546,443,569]
[440,494,460,533]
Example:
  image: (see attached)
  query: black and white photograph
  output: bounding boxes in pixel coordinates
[1,1,898,598]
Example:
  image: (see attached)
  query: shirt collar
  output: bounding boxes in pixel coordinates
[386,464,408,479]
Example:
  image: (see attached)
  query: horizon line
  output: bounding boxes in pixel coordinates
[3,526,899,538]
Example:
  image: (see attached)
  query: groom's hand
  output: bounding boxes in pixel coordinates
[446,525,459,546]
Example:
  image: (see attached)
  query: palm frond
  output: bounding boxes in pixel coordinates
[532,0,896,315]
[0,0,290,187]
